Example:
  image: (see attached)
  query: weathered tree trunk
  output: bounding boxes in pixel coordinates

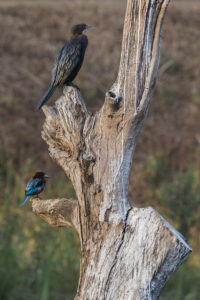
[32,0,191,299]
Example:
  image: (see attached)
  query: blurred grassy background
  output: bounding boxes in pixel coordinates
[0,0,199,299]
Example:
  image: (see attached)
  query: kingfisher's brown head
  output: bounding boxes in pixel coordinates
[33,172,49,179]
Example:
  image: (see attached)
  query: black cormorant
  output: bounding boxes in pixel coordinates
[36,24,93,110]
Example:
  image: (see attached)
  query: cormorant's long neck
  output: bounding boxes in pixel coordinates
[71,33,83,40]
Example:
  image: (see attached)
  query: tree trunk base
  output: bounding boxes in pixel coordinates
[32,200,191,300]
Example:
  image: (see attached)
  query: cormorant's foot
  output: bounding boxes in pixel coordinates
[67,82,80,90]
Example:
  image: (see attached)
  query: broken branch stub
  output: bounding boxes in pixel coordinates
[31,198,79,232]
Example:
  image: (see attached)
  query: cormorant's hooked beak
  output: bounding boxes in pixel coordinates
[83,25,94,33]
[44,174,50,179]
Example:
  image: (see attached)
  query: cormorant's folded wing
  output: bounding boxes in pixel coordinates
[51,40,82,86]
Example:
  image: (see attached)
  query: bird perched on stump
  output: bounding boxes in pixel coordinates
[19,172,49,207]
[36,24,93,110]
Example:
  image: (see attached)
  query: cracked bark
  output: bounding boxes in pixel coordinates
[31,0,191,299]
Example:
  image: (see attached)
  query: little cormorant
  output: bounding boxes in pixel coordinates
[36,24,93,110]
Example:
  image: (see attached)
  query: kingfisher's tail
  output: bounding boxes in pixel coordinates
[36,85,57,110]
[19,195,30,207]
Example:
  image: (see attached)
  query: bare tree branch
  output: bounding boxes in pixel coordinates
[31,198,79,232]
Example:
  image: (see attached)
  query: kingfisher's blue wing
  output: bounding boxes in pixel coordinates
[25,178,34,192]
[25,178,42,191]
[25,178,45,196]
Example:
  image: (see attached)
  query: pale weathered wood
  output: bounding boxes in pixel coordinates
[31,198,79,231]
[31,0,192,299]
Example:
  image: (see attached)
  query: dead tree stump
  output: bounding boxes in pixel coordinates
[32,0,191,299]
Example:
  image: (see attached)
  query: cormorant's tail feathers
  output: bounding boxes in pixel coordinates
[36,85,57,110]
[19,195,30,207]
